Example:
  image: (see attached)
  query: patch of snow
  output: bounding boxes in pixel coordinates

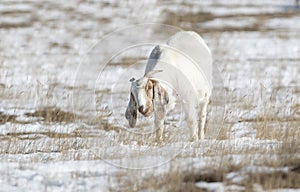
[0,4,33,13]
[269,189,300,192]
[231,122,256,139]
[0,161,113,192]
[225,184,245,191]
[226,166,289,185]
[195,182,224,192]
[0,123,77,135]
[226,171,245,184]
[265,16,300,30]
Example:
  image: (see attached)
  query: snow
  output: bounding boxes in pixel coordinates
[200,17,257,29]
[0,161,112,192]
[0,0,299,191]
[269,189,300,192]
[0,123,77,135]
[195,182,224,192]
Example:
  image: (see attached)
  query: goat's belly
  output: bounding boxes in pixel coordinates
[152,72,210,105]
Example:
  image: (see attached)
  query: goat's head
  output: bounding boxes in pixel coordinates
[125,70,169,128]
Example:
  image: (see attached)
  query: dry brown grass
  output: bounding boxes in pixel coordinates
[109,57,147,67]
[1,78,299,191]
[163,7,300,33]
[24,107,76,123]
[109,84,300,191]
[0,111,17,124]
[112,154,300,192]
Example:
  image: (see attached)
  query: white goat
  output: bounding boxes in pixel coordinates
[125,31,212,142]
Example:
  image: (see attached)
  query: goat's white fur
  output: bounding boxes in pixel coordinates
[126,31,212,141]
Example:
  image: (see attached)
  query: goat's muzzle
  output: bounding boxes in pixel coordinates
[138,106,144,113]
[138,105,152,117]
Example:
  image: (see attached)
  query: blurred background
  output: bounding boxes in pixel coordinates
[0,0,300,191]
[1,0,299,108]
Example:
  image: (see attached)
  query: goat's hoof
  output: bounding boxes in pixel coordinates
[155,138,164,145]
[190,135,199,142]
[199,133,205,140]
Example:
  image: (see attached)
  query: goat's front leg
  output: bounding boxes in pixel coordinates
[185,105,199,141]
[154,112,165,142]
[186,117,198,141]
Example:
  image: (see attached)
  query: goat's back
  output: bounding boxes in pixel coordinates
[145,31,213,103]
[166,31,212,89]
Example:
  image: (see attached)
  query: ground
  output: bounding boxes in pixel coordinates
[0,0,300,191]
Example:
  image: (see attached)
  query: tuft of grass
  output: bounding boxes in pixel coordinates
[24,107,76,123]
[0,111,17,124]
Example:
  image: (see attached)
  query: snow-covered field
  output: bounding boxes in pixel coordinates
[0,0,300,191]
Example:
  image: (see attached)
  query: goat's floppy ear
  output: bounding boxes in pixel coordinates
[153,80,169,105]
[125,93,137,127]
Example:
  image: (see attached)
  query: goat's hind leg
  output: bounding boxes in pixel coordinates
[198,100,209,140]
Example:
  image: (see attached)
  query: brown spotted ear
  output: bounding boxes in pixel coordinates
[125,93,137,127]
[153,80,169,105]
[151,80,169,118]
[160,85,169,105]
